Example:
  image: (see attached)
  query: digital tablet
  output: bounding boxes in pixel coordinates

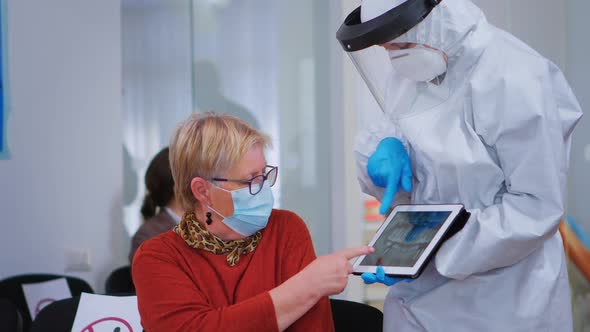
[353,204,469,279]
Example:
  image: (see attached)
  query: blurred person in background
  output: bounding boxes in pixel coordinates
[129,147,183,262]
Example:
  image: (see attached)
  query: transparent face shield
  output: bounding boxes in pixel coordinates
[347,43,449,118]
[337,0,448,118]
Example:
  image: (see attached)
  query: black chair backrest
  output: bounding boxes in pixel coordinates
[0,274,93,331]
[29,296,80,332]
[0,298,24,332]
[105,266,135,295]
[330,299,383,332]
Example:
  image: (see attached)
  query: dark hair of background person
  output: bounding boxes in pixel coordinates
[140,147,174,220]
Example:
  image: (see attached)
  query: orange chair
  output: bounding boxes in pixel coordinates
[559,220,590,282]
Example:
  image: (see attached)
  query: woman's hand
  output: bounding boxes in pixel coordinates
[298,246,375,297]
[269,245,373,331]
[269,246,375,331]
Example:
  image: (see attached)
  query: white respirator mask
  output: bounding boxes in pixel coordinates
[388,45,447,83]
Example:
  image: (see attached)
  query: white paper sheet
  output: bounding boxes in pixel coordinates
[21,277,72,320]
[71,293,142,332]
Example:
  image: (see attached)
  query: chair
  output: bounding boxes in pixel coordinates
[0,274,93,331]
[105,265,135,294]
[29,296,80,332]
[0,298,24,332]
[330,298,383,332]
[31,294,144,332]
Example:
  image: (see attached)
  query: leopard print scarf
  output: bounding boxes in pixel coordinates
[174,211,262,266]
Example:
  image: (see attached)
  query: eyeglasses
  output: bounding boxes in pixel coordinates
[212,165,278,195]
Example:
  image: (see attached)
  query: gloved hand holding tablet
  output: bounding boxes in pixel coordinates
[353,204,470,279]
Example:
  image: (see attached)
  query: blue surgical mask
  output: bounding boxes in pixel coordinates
[209,184,274,236]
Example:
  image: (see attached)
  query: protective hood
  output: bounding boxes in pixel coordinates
[342,0,486,58]
[337,0,490,118]
[392,0,484,58]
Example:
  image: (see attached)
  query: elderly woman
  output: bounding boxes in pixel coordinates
[132,113,373,331]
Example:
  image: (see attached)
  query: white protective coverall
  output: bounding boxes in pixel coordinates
[355,0,583,331]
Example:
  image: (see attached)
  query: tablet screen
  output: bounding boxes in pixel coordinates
[359,211,451,267]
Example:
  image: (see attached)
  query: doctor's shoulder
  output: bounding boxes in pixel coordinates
[473,26,550,84]
[466,32,553,140]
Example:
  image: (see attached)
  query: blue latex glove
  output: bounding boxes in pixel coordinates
[367,137,412,215]
[361,266,412,286]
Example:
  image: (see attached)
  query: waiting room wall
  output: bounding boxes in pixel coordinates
[0,0,125,292]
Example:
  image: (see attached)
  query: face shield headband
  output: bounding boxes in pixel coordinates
[336,0,442,52]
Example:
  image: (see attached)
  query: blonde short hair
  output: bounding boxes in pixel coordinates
[169,112,271,211]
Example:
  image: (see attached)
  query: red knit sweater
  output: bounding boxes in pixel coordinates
[132,209,335,332]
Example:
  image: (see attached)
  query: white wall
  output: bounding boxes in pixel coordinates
[0,0,125,292]
[121,0,193,237]
[565,0,590,232]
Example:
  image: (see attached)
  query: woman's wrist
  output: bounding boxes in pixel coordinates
[272,269,321,306]
[291,268,324,301]
[269,270,323,331]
